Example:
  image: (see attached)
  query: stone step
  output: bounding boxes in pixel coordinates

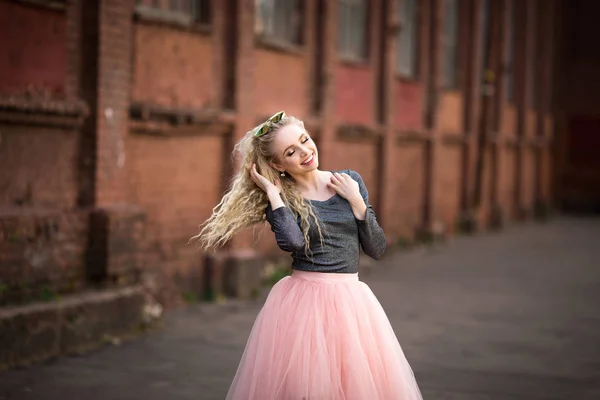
[0,285,160,371]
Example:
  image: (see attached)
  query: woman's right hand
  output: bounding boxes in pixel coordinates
[250,163,281,195]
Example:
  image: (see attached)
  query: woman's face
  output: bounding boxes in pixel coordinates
[269,123,319,175]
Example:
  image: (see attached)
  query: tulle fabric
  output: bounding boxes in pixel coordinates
[226,270,423,400]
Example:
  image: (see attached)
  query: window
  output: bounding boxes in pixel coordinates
[442,0,459,88]
[136,0,211,25]
[479,0,490,79]
[190,0,211,24]
[505,0,516,102]
[255,0,303,45]
[397,0,419,78]
[338,0,369,61]
[13,0,67,10]
[528,5,537,108]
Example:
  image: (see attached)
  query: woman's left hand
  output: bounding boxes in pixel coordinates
[327,173,367,219]
[327,173,362,205]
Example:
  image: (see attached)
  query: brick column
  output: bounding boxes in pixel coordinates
[464,0,484,136]
[377,0,399,236]
[489,0,511,229]
[550,0,568,210]
[210,0,226,109]
[85,0,146,286]
[65,0,82,101]
[514,0,534,220]
[370,0,383,213]
[204,0,261,300]
[304,0,317,117]
[315,0,338,172]
[533,0,556,220]
[458,0,483,231]
[95,0,134,206]
[230,0,256,246]
[419,0,445,240]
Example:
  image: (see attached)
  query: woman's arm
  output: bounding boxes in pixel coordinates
[326,171,387,259]
[350,172,386,260]
[265,193,305,252]
[250,164,305,252]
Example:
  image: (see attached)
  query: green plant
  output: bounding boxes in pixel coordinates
[455,212,477,234]
[415,230,434,245]
[39,286,59,302]
[250,287,260,299]
[263,264,291,286]
[202,287,217,302]
[395,237,412,249]
[182,291,200,304]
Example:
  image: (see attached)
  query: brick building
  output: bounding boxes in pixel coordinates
[1,0,595,362]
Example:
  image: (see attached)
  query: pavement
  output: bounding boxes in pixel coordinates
[1,216,599,400]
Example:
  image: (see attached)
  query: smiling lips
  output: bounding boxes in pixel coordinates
[301,153,315,166]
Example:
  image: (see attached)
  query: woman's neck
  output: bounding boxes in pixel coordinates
[292,169,327,192]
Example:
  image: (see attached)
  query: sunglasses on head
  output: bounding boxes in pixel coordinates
[253,111,286,138]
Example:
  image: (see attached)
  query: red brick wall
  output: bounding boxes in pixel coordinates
[499,105,518,218]
[395,81,424,130]
[132,25,213,108]
[438,93,463,133]
[392,143,426,239]
[0,209,88,305]
[254,49,308,118]
[335,65,373,125]
[541,147,553,201]
[521,149,536,213]
[479,147,494,225]
[0,125,78,208]
[94,0,136,207]
[499,147,517,219]
[0,2,67,96]
[0,0,563,306]
[435,144,462,232]
[331,139,380,211]
[503,106,517,136]
[125,132,225,285]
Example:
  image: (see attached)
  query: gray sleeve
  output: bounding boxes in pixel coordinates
[265,204,306,252]
[351,171,387,260]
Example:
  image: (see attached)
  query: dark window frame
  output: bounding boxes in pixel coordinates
[338,0,370,63]
[12,0,67,11]
[479,0,491,80]
[396,0,420,79]
[527,1,538,109]
[135,0,212,28]
[505,0,516,103]
[254,0,304,48]
[441,0,460,90]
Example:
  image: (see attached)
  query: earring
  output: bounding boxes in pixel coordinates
[280,171,285,177]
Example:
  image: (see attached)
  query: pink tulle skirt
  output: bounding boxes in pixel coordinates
[226,270,423,400]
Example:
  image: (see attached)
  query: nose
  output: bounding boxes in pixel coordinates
[298,144,309,156]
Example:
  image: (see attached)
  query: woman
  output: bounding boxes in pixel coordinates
[193,111,423,399]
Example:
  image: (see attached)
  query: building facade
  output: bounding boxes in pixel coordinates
[0,0,564,308]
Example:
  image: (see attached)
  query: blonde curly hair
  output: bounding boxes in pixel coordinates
[191,115,324,253]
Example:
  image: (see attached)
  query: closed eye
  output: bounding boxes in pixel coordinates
[286,136,310,157]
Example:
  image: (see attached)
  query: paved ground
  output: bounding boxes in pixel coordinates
[1,216,599,400]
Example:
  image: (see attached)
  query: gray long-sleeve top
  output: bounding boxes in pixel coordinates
[265,170,386,274]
